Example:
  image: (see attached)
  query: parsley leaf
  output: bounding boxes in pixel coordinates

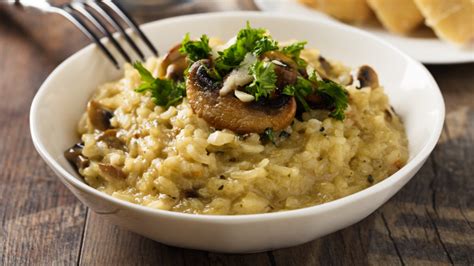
[281,41,308,68]
[282,85,295,96]
[215,22,267,74]
[284,75,348,120]
[317,79,349,120]
[179,33,211,62]
[281,41,306,56]
[133,62,186,109]
[254,37,279,56]
[283,76,314,112]
[134,61,155,85]
[245,60,277,101]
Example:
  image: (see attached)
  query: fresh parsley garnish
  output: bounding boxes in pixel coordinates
[281,41,308,68]
[133,62,186,108]
[180,23,278,77]
[179,33,211,62]
[283,76,314,112]
[245,60,277,101]
[254,37,279,56]
[142,23,349,121]
[281,41,306,56]
[215,22,267,74]
[317,79,349,120]
[283,75,348,120]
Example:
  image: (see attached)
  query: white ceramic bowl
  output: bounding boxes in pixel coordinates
[30,12,444,253]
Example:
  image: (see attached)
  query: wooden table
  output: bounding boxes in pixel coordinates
[1,1,473,265]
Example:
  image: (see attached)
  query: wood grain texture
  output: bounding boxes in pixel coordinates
[0,1,473,265]
[0,6,89,265]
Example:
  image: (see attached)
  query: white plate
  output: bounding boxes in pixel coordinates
[255,0,474,64]
[30,12,444,253]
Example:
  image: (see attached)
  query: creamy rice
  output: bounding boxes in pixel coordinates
[76,48,408,215]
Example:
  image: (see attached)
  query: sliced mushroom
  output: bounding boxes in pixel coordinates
[357,65,379,89]
[64,143,89,172]
[97,129,126,150]
[318,55,332,77]
[158,43,188,81]
[187,60,297,134]
[261,51,298,89]
[306,92,327,109]
[341,73,353,86]
[87,100,113,131]
[98,163,126,181]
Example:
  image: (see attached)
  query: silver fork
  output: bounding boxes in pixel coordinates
[8,0,158,69]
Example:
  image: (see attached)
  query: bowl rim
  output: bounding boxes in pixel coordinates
[30,11,445,222]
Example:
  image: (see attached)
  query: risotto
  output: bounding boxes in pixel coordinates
[65,25,408,215]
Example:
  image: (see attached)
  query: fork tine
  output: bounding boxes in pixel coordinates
[69,2,132,63]
[61,6,119,69]
[86,0,145,61]
[101,0,159,57]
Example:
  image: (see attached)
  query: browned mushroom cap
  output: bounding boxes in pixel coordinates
[357,65,379,89]
[261,51,298,89]
[158,43,188,81]
[187,60,297,134]
[64,143,89,172]
[87,100,113,131]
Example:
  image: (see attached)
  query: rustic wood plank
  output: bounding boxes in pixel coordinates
[426,64,474,264]
[78,211,207,265]
[78,212,272,266]
[271,212,404,266]
[0,7,89,265]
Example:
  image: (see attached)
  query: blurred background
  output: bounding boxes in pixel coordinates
[0,0,257,66]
